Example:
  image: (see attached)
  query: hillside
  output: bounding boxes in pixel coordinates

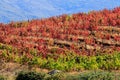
[0,7,120,72]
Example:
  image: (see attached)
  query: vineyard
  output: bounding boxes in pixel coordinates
[0,7,120,71]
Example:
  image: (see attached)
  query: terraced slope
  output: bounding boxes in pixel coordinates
[0,7,120,71]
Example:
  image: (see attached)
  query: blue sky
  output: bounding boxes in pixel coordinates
[0,0,120,23]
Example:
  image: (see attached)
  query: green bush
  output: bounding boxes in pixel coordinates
[16,71,66,80]
[16,71,46,80]
[66,75,81,80]
[79,71,115,80]
[15,71,120,80]
[45,73,66,80]
[66,71,120,80]
[0,75,6,80]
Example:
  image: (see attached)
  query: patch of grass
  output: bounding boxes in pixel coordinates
[66,71,120,80]
[0,75,6,80]
[79,71,115,80]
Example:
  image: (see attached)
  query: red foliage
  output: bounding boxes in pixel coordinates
[0,7,120,57]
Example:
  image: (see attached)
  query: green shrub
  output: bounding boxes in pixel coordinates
[66,71,120,80]
[16,71,66,80]
[45,73,66,80]
[0,75,6,80]
[79,71,115,80]
[14,70,120,80]
[16,71,46,80]
[66,75,81,80]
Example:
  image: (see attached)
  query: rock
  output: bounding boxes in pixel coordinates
[48,70,61,75]
[85,45,94,50]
